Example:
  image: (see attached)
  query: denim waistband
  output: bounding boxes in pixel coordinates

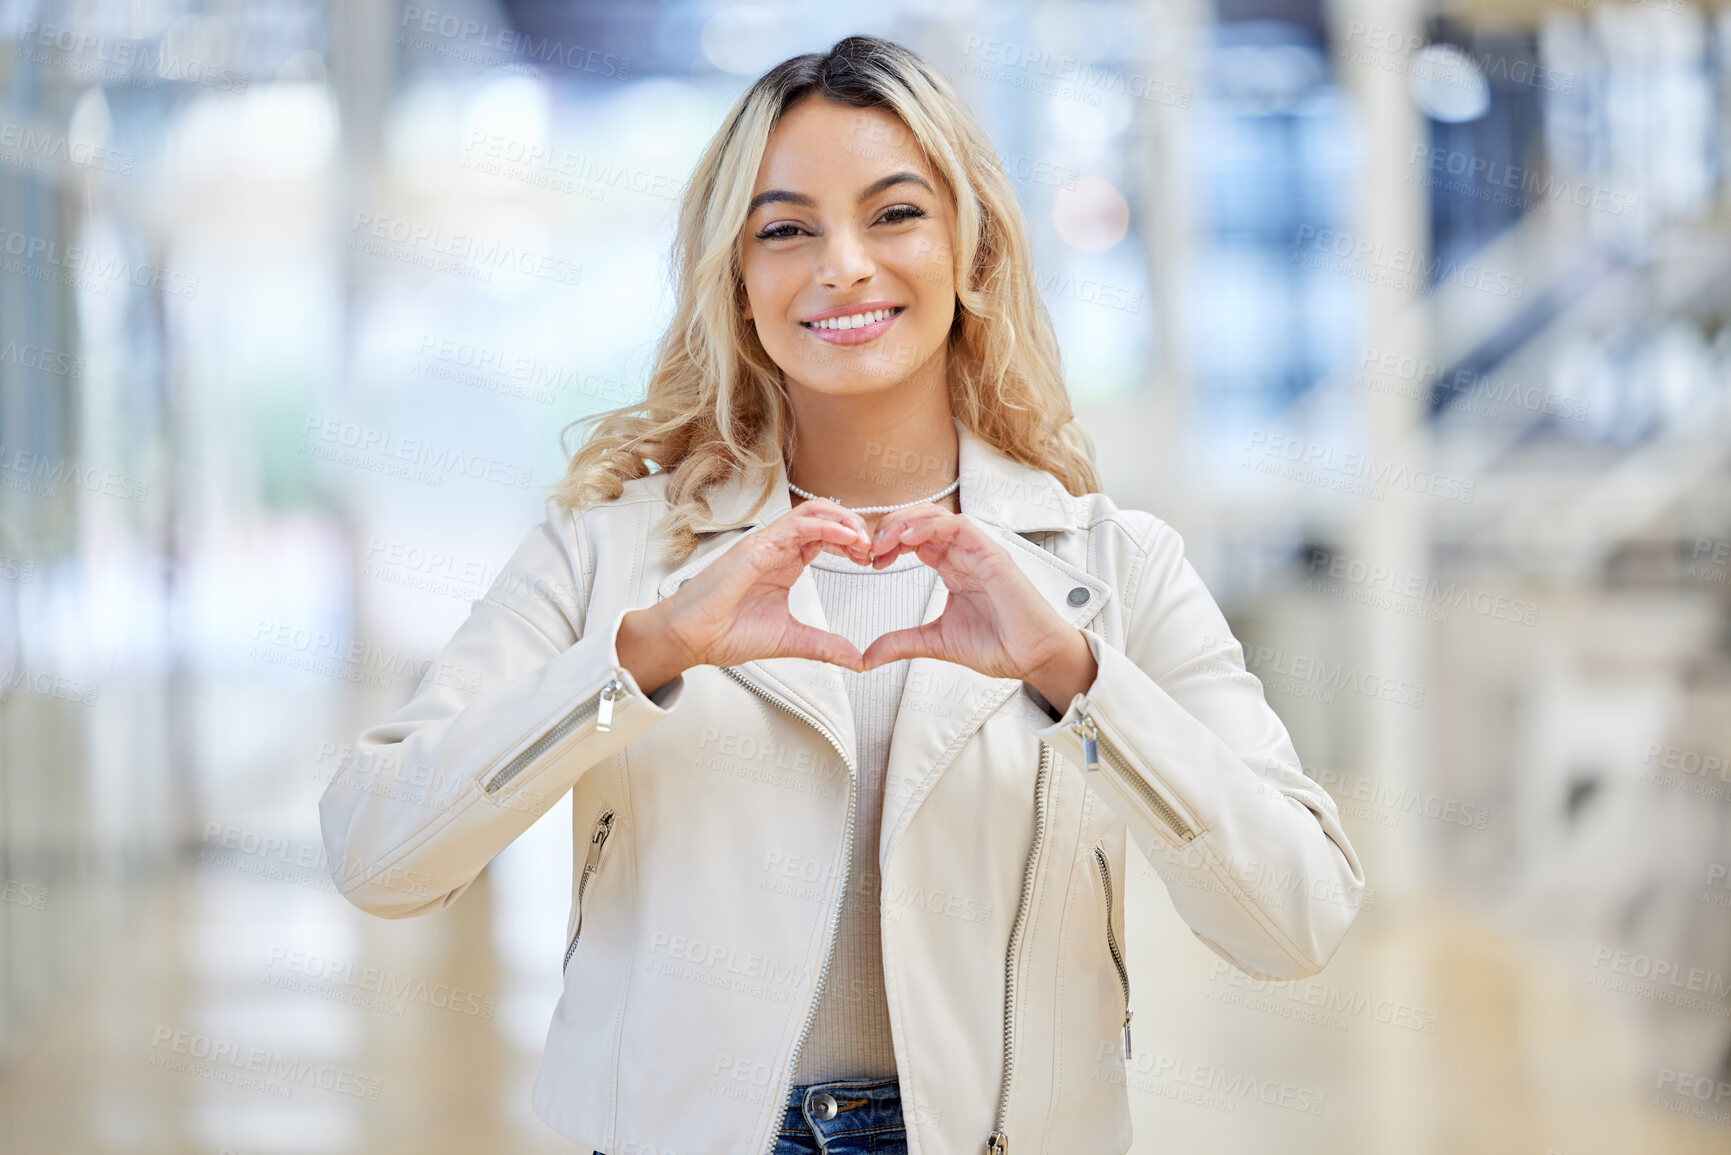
[779,1075,904,1143]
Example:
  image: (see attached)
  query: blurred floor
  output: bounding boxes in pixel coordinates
[1,849,1727,1153]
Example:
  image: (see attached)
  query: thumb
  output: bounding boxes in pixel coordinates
[860,624,939,671]
[776,622,866,672]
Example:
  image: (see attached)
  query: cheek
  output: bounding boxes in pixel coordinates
[741,265,793,329]
[897,237,955,297]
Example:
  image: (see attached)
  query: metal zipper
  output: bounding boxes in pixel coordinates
[717,665,858,1155]
[483,673,627,795]
[986,740,1053,1155]
[1069,708,1198,844]
[563,808,615,973]
[1091,845,1133,1060]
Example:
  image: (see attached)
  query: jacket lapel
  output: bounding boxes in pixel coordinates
[654,444,858,765]
[652,417,1115,869]
[883,422,1116,866]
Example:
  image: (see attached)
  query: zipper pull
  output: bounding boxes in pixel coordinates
[584,812,614,872]
[1070,713,1098,772]
[596,676,624,732]
[1122,1008,1134,1060]
[986,1132,1009,1155]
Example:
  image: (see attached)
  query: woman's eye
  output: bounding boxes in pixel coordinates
[752,205,924,241]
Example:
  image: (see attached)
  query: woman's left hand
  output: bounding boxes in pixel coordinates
[859,503,1097,707]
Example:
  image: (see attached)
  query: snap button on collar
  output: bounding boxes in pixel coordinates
[1067,586,1091,606]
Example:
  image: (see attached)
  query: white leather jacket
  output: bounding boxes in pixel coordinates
[318,418,1365,1155]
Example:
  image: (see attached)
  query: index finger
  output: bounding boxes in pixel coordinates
[783,497,872,557]
[788,496,871,539]
[765,507,872,561]
[869,502,961,551]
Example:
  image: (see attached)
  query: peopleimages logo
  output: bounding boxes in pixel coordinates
[1093,1044,1327,1115]
[264,947,496,1020]
[0,119,136,175]
[16,21,249,92]
[1205,629,1427,709]
[0,225,199,297]
[1205,960,1441,1034]
[0,337,84,378]
[1357,346,1588,423]
[1342,23,1573,95]
[1304,547,1540,628]
[1291,224,1526,300]
[959,35,1191,109]
[0,445,150,502]
[1588,946,1731,1002]
[149,1026,382,1100]
[0,877,48,910]
[301,415,533,490]
[1409,145,1638,220]
[398,6,631,77]
[347,211,583,287]
[248,616,483,693]
[462,131,681,201]
[1243,431,1476,505]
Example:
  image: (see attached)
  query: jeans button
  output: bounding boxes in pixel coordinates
[812,1091,838,1120]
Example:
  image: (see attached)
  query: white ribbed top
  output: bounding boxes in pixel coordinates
[792,545,939,1082]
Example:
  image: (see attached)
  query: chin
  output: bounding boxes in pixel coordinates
[799,374,898,397]
[781,356,926,395]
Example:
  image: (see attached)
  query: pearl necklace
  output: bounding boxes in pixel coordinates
[786,475,961,515]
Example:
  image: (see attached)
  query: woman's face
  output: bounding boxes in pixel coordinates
[738,97,958,398]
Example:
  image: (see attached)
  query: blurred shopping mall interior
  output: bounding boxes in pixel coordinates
[4,0,1731,1151]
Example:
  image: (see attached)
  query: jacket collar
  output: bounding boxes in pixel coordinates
[681,415,1083,536]
[651,414,1111,873]
[656,415,1095,601]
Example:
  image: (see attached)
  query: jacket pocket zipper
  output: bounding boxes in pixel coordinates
[1069,708,1198,844]
[563,808,615,973]
[987,741,1052,1155]
[484,673,627,796]
[1092,845,1134,1060]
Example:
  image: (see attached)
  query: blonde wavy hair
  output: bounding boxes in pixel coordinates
[552,33,1100,567]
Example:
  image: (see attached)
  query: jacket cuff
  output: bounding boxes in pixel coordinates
[484,603,688,800]
[324,603,687,910]
[596,603,687,715]
[1018,627,1205,846]
[1016,615,1365,979]
[1016,628,1101,733]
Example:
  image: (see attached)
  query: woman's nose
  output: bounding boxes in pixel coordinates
[815,228,875,287]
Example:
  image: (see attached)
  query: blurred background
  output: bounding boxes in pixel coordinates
[3,0,1731,1151]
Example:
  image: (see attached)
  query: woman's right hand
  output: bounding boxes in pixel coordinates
[619,499,876,690]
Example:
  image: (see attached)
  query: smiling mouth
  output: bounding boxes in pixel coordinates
[800,306,905,331]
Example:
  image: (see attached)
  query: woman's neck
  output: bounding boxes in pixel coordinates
[784,389,957,511]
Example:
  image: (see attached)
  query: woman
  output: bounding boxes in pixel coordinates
[320,35,1365,1155]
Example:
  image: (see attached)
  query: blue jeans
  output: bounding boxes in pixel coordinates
[592,1075,906,1154]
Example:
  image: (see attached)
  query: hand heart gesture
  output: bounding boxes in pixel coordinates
[627,498,1094,708]
[854,503,1085,689]
[653,498,876,673]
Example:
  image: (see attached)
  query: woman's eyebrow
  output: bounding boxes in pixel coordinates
[747,171,935,216]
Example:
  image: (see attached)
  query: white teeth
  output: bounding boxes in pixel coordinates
[809,308,896,330]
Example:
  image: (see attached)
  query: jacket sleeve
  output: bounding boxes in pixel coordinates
[1018,514,1365,979]
[318,498,686,918]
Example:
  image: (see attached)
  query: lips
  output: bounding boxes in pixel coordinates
[800,305,906,346]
